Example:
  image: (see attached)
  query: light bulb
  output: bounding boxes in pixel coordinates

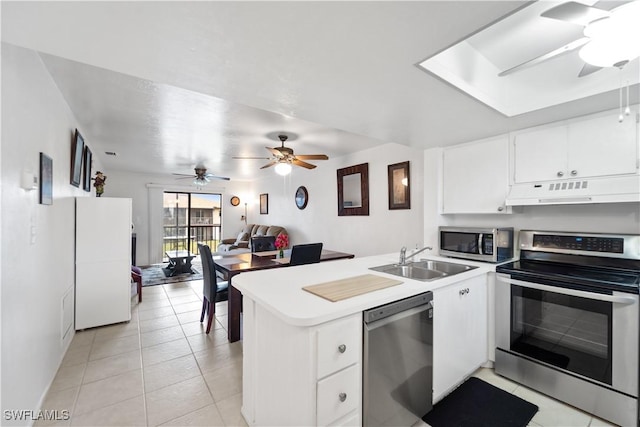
[274,162,292,176]
[579,2,640,67]
[193,177,208,186]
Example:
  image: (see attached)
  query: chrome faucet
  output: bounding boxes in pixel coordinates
[399,245,433,265]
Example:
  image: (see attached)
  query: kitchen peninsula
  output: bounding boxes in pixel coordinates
[233,253,495,426]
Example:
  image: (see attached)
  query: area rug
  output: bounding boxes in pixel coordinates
[422,377,538,427]
[141,261,203,287]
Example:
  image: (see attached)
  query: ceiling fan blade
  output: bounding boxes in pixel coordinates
[172,173,196,177]
[260,161,278,169]
[578,63,603,77]
[232,156,271,160]
[498,37,590,77]
[266,147,285,158]
[292,159,317,169]
[295,154,329,160]
[541,1,610,26]
[204,174,231,181]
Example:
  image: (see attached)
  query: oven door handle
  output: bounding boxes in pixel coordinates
[497,276,637,305]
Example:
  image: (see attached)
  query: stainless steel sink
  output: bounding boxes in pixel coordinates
[369,260,476,282]
[370,264,447,281]
[411,260,477,275]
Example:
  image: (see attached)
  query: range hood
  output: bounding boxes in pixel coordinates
[506,174,640,206]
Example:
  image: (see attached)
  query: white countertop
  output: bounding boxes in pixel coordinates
[232,253,499,327]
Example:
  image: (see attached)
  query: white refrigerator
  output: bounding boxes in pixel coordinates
[75,197,132,330]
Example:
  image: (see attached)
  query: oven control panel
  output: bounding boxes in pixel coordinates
[533,234,624,253]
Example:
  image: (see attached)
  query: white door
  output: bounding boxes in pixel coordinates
[513,125,567,183]
[567,113,638,178]
[433,275,488,401]
[442,135,510,213]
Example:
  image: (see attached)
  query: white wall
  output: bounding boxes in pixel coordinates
[1,43,103,422]
[250,143,425,257]
[423,147,640,249]
[106,171,252,265]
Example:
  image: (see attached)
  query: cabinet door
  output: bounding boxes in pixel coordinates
[442,135,510,213]
[567,113,638,178]
[513,125,567,183]
[433,276,488,401]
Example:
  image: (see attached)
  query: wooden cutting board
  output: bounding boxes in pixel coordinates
[302,274,403,302]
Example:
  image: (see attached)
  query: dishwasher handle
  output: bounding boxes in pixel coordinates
[365,302,432,331]
[363,291,433,324]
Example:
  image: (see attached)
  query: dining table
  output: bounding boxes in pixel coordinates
[213,249,355,342]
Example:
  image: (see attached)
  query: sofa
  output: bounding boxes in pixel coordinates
[217,224,288,253]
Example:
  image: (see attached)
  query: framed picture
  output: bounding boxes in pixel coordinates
[388,161,410,210]
[260,193,269,214]
[82,146,92,192]
[70,129,84,187]
[337,163,369,216]
[39,152,53,205]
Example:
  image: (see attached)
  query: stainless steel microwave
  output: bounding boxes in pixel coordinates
[439,227,514,263]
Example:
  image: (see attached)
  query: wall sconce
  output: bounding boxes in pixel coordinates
[21,170,38,191]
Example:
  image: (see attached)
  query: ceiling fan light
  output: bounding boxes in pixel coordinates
[193,177,208,186]
[274,162,292,176]
[580,4,640,68]
[579,39,640,67]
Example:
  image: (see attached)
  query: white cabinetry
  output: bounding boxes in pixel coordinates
[513,125,567,183]
[513,110,638,184]
[75,197,132,330]
[442,135,511,214]
[242,300,361,426]
[432,275,488,402]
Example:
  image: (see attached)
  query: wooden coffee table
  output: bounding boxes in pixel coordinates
[165,250,196,276]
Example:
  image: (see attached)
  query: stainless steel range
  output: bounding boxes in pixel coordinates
[495,230,640,427]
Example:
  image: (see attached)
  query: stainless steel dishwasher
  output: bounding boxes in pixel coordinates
[363,292,433,426]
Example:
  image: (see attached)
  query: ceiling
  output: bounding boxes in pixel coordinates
[3,1,637,181]
[418,0,640,116]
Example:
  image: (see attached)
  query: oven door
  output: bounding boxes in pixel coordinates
[496,273,639,397]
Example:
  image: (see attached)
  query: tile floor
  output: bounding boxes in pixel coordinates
[37,280,244,427]
[39,279,620,427]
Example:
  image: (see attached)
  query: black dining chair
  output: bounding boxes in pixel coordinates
[251,235,276,252]
[198,243,229,334]
[289,243,323,266]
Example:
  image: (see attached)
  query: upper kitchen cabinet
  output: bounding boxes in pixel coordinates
[513,109,638,184]
[567,112,638,178]
[512,125,567,183]
[442,135,511,214]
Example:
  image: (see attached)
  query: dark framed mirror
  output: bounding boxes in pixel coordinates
[337,163,369,216]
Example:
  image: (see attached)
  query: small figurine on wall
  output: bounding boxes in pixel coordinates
[92,171,107,197]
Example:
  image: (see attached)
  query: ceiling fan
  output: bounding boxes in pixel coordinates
[173,166,230,186]
[233,134,329,175]
[499,0,640,77]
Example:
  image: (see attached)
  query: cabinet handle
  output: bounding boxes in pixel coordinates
[459,288,470,296]
[339,393,347,402]
[338,344,346,353]
[571,170,578,176]
[557,171,564,177]
[497,206,504,212]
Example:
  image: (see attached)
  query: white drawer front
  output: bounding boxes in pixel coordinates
[317,314,360,378]
[317,365,359,426]
[329,410,359,427]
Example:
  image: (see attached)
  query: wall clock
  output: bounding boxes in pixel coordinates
[230,196,240,206]
[295,186,308,210]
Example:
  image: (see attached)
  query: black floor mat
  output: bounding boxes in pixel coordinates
[423,377,538,427]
